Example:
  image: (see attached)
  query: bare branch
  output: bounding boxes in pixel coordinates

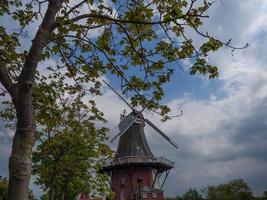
[68,13,208,26]
[65,0,87,16]
[187,20,249,50]
[0,63,17,98]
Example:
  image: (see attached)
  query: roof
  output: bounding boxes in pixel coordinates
[115,120,154,159]
[102,117,175,172]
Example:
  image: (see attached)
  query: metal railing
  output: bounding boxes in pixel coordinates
[106,156,174,167]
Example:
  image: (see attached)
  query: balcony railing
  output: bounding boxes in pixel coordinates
[106,156,174,167]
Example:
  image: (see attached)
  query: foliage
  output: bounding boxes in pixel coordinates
[0,0,247,198]
[31,72,113,199]
[33,127,112,199]
[165,196,183,200]
[28,190,38,200]
[206,179,254,200]
[0,0,247,121]
[257,191,267,200]
[165,188,204,200]
[183,188,204,200]
[261,191,267,200]
[165,179,262,200]
[0,177,8,199]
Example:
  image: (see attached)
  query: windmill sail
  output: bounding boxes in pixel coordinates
[102,78,178,149]
[110,112,137,143]
[144,118,178,149]
[102,79,134,111]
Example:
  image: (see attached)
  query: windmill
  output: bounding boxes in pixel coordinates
[103,79,178,149]
[102,79,178,200]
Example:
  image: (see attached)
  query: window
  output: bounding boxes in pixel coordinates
[136,145,140,150]
[142,193,147,199]
[120,177,125,188]
[152,193,157,198]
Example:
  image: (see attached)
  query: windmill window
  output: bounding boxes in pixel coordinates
[152,193,157,198]
[136,145,140,150]
[142,193,148,199]
[120,177,125,188]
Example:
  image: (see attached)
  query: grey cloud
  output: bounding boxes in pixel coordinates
[231,99,267,162]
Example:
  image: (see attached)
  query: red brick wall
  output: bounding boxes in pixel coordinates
[111,167,164,200]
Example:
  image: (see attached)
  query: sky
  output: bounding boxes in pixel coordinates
[1,0,267,198]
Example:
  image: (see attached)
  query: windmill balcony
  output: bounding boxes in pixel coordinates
[103,156,174,172]
[109,156,174,166]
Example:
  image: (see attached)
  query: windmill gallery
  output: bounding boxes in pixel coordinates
[80,81,178,200]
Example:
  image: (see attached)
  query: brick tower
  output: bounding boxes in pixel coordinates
[103,115,174,200]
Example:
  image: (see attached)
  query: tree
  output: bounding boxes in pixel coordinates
[165,196,183,200]
[28,190,37,200]
[33,129,111,200]
[0,0,247,199]
[183,188,204,200]
[0,177,8,199]
[31,80,112,200]
[206,179,254,200]
[259,191,267,200]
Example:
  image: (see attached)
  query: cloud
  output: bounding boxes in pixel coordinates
[130,0,267,196]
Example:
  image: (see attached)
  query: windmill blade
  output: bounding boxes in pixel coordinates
[110,131,123,144]
[102,79,135,111]
[144,118,178,149]
[110,113,137,143]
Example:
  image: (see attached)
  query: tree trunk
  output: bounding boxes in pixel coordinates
[60,189,65,200]
[60,181,69,200]
[7,101,35,199]
[48,172,57,200]
[5,1,64,199]
[7,130,34,200]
